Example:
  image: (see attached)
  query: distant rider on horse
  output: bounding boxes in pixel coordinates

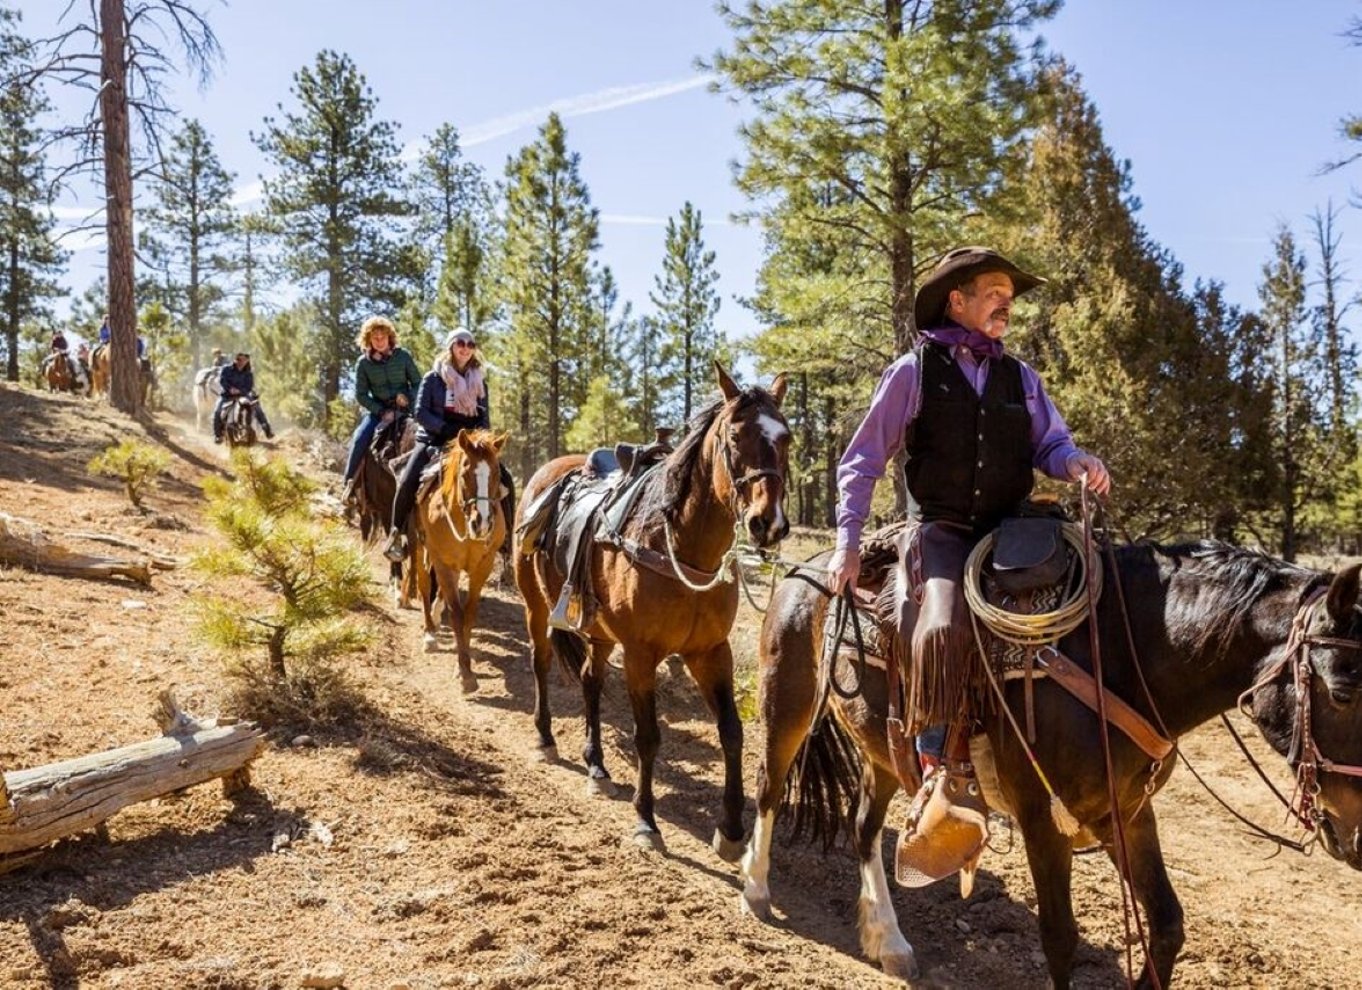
[212,351,274,443]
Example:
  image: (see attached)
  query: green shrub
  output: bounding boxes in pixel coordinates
[88,439,171,509]
[194,450,373,728]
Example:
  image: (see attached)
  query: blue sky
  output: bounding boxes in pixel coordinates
[16,0,1362,345]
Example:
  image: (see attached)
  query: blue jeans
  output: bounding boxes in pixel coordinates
[343,411,384,483]
[915,724,947,759]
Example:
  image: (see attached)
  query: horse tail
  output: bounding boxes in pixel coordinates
[782,707,862,852]
[549,629,587,683]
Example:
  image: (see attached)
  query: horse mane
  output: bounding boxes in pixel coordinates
[637,385,780,527]
[1136,540,1319,662]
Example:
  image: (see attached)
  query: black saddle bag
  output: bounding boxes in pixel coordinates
[992,516,1067,595]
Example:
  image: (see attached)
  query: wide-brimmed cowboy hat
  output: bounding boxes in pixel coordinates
[913,246,1046,330]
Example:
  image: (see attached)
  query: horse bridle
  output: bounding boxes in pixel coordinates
[440,454,499,544]
[1239,587,1362,830]
[714,408,784,514]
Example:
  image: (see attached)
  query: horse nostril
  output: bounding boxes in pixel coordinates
[747,516,767,543]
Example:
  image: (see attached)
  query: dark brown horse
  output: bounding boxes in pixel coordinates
[515,364,790,855]
[742,540,1362,987]
[354,414,419,607]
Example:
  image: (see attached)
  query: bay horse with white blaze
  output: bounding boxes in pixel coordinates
[515,364,790,856]
[414,429,508,695]
[742,538,1362,987]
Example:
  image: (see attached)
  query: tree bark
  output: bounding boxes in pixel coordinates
[100,0,140,415]
[0,693,264,863]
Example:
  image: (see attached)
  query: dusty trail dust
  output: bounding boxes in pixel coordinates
[0,383,1358,989]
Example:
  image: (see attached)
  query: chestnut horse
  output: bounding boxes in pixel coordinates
[414,429,508,694]
[515,364,790,856]
[741,540,1362,986]
[43,350,76,393]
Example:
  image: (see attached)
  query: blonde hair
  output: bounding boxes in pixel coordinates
[356,316,397,352]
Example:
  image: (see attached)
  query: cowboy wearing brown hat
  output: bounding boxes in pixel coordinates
[827,246,1110,886]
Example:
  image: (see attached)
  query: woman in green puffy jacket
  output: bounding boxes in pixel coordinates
[340,315,421,503]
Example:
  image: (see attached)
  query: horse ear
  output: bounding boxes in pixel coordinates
[768,373,788,407]
[714,361,740,401]
[1326,563,1361,624]
[456,428,470,451]
[492,432,508,453]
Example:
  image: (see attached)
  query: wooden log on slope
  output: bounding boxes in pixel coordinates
[0,692,265,863]
[0,512,152,585]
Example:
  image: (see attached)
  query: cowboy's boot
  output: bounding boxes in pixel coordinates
[894,759,989,889]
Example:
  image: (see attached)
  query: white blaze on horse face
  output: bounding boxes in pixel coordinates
[757,412,789,534]
[473,460,493,537]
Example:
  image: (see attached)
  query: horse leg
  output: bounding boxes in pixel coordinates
[624,653,665,851]
[855,762,918,981]
[1106,805,1184,989]
[739,646,816,919]
[455,555,497,695]
[1021,811,1079,989]
[416,550,440,653]
[578,638,617,797]
[437,562,474,692]
[520,566,558,760]
[685,641,746,862]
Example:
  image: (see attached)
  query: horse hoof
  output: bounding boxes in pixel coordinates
[531,745,558,764]
[880,950,919,982]
[630,826,665,853]
[585,775,617,799]
[422,633,439,652]
[712,828,745,864]
[459,673,478,695]
[739,891,771,922]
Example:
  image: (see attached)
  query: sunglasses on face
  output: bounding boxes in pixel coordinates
[454,341,476,349]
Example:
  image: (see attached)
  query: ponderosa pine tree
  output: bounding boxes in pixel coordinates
[708,0,1057,356]
[27,0,219,413]
[0,11,66,381]
[651,202,721,425]
[499,113,599,476]
[253,50,415,418]
[143,118,236,368]
[1258,225,1328,561]
[982,63,1275,539]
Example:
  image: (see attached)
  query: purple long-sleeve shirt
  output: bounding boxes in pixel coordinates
[835,345,1083,551]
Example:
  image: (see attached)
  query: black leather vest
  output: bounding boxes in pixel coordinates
[904,342,1034,530]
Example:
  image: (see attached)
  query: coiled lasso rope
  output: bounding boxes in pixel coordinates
[962,522,1102,645]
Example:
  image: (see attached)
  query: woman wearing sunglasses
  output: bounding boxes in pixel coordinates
[384,327,514,561]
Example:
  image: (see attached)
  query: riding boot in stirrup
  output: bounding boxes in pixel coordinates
[382,528,407,563]
[894,760,989,889]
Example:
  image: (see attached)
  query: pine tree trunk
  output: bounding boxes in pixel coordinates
[101,0,140,416]
[5,237,18,382]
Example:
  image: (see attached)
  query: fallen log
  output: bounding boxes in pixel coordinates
[0,691,265,866]
[67,531,182,570]
[0,513,152,585]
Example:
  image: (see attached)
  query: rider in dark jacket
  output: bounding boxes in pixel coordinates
[213,352,274,442]
[383,328,514,561]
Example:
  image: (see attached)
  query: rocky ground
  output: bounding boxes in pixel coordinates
[0,381,1359,990]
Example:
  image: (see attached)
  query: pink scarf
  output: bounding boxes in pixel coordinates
[439,359,484,417]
